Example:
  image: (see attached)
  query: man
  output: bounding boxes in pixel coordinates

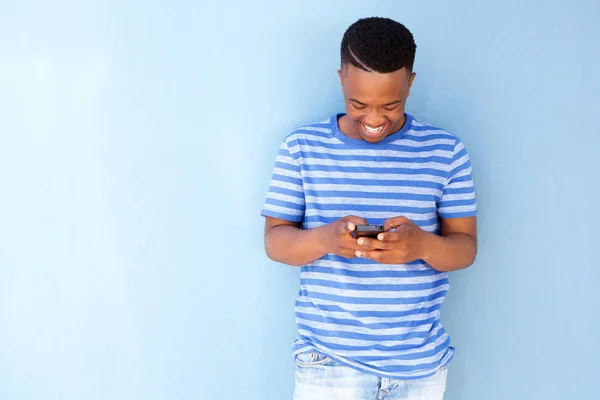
[261,17,477,400]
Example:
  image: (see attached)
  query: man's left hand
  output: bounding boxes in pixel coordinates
[355,216,430,264]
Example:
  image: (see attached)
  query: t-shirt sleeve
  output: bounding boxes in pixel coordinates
[260,138,305,223]
[437,137,478,219]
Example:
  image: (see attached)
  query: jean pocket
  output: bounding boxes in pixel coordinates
[295,351,332,367]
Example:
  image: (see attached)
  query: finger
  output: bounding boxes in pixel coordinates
[343,239,378,252]
[377,227,411,241]
[341,250,358,259]
[339,221,357,234]
[356,237,394,250]
[355,249,385,263]
[384,216,411,231]
[345,215,369,226]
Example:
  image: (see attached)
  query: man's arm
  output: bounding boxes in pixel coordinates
[354,216,477,272]
[264,215,372,266]
[420,216,477,272]
[264,217,327,266]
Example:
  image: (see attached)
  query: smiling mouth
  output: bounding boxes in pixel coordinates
[362,123,386,137]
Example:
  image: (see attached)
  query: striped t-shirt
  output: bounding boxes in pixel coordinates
[261,113,477,379]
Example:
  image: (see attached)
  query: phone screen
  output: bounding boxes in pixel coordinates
[352,225,384,239]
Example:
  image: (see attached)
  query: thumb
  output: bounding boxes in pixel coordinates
[384,216,411,231]
[339,220,356,234]
[344,215,369,227]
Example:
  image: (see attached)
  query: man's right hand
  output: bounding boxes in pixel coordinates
[318,216,373,259]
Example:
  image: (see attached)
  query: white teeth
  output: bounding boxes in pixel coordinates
[363,124,383,134]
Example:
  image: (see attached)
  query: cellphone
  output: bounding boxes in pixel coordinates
[352,224,385,239]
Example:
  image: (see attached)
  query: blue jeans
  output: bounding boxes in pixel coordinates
[294,351,448,400]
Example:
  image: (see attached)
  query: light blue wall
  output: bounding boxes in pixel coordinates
[1,1,598,399]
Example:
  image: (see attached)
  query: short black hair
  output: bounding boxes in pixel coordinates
[341,17,416,73]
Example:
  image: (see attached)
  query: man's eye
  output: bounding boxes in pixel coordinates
[383,105,400,111]
[352,103,367,110]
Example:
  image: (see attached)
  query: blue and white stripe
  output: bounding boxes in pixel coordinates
[262,114,477,379]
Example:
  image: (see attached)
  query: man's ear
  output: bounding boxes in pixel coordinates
[408,72,416,88]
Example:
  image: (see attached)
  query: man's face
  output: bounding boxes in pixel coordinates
[338,64,416,143]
